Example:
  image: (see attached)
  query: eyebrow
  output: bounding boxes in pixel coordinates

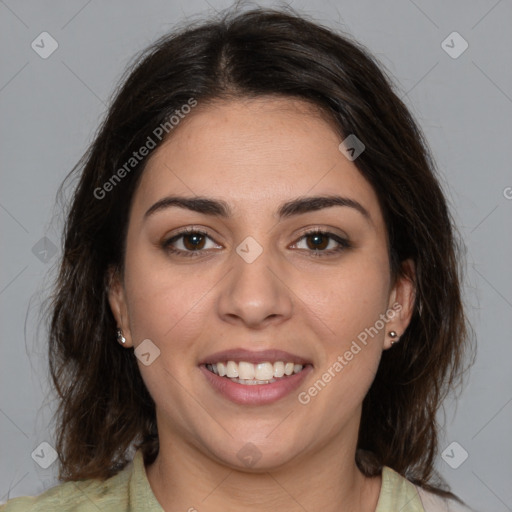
[144,195,372,223]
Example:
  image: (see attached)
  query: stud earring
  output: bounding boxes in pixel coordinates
[388,331,399,346]
[116,328,126,345]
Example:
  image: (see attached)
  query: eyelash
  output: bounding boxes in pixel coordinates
[162,227,351,258]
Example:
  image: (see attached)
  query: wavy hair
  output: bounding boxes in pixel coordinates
[48,6,473,499]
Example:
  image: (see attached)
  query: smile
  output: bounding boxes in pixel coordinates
[205,360,305,385]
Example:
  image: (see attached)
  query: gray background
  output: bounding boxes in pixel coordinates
[1,0,511,510]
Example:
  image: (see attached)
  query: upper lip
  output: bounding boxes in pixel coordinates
[199,348,312,366]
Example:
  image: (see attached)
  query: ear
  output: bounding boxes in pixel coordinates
[107,266,133,347]
[384,259,416,350]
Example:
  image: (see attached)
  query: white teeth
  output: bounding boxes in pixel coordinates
[230,378,277,385]
[217,362,226,377]
[255,362,274,381]
[238,361,255,380]
[273,361,285,378]
[207,360,305,382]
[226,361,239,378]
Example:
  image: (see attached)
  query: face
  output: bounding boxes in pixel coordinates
[109,97,414,471]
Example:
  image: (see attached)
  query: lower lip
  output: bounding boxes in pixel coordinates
[199,365,313,405]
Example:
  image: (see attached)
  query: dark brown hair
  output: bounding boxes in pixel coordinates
[48,5,473,500]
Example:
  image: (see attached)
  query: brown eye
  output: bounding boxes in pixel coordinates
[162,229,222,257]
[305,233,329,250]
[182,233,206,250]
[292,230,351,257]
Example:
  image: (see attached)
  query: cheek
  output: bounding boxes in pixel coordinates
[121,255,212,413]
[294,252,390,407]
[124,268,210,347]
[298,253,391,345]
[122,240,211,346]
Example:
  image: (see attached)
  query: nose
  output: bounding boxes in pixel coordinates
[216,243,294,329]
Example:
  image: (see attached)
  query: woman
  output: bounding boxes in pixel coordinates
[1,7,475,511]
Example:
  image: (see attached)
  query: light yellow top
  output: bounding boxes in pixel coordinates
[1,451,468,511]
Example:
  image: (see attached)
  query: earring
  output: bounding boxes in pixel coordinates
[388,331,399,346]
[116,328,126,345]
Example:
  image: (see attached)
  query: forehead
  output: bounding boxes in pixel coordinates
[133,97,382,222]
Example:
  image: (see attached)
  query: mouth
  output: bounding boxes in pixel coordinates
[204,360,307,385]
[199,349,313,405]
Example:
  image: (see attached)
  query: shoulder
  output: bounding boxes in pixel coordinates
[0,460,133,512]
[378,467,478,512]
[377,466,425,511]
[416,486,479,512]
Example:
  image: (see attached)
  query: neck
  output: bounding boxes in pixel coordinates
[145,418,382,512]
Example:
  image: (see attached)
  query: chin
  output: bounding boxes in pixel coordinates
[204,435,306,473]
